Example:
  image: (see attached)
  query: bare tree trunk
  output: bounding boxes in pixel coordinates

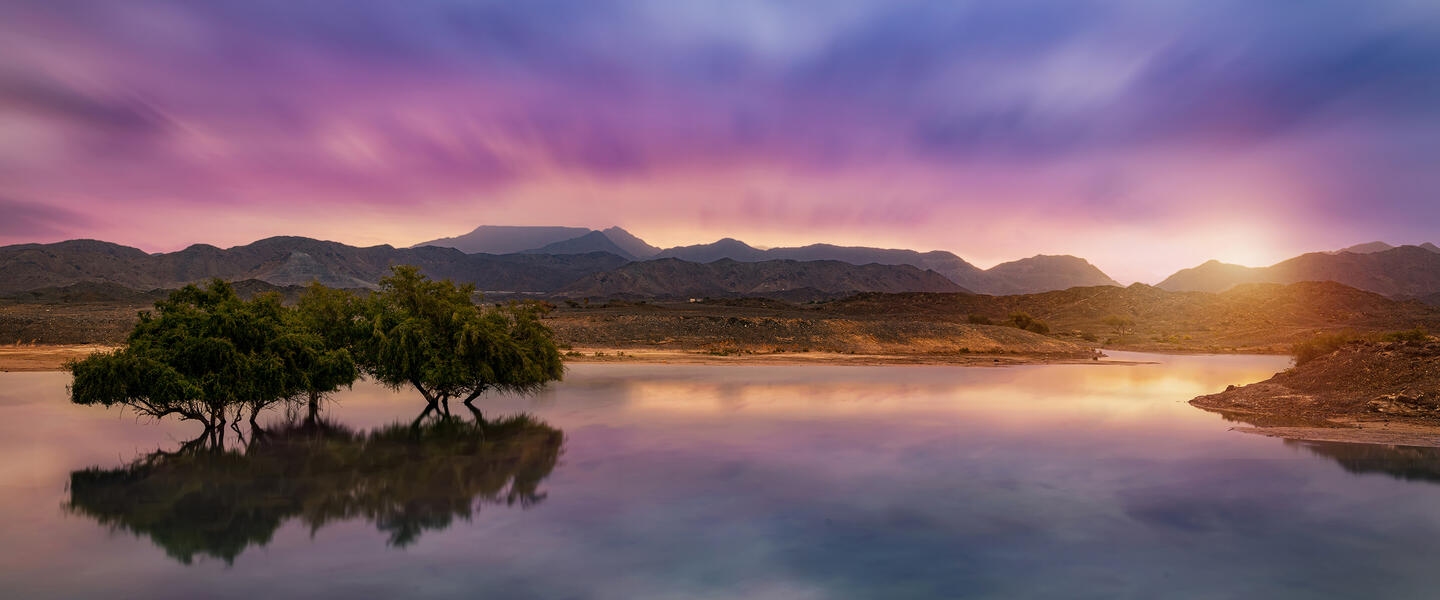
[307,390,321,423]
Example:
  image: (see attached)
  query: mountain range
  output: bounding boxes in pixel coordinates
[0,237,966,300]
[424,227,1118,295]
[0,237,631,295]
[8,226,1440,304]
[1158,244,1440,299]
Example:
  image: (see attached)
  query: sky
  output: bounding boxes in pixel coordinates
[2,1,1439,283]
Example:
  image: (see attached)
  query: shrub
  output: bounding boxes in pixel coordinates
[1007,312,1049,334]
[1381,328,1429,342]
[1292,331,1358,366]
[967,314,993,325]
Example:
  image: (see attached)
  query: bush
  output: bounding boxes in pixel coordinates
[1381,328,1429,342]
[1007,312,1049,334]
[1292,331,1358,366]
[967,314,993,325]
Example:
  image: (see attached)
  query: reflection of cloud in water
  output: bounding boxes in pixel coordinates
[593,358,1286,431]
[66,415,563,565]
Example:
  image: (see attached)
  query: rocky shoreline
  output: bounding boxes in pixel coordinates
[1191,340,1440,446]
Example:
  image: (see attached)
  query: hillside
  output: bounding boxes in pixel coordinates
[557,258,966,300]
[824,280,1440,353]
[1158,245,1440,297]
[547,306,1090,358]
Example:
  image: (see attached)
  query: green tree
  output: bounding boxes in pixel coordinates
[68,280,345,431]
[358,266,564,415]
[292,283,365,421]
[1102,315,1135,335]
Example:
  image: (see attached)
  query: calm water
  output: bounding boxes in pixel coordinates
[4,352,1440,599]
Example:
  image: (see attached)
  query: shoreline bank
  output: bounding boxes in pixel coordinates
[1,344,1131,372]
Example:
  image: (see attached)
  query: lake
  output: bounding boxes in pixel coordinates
[4,352,1440,599]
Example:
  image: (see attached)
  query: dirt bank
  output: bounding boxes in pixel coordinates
[1192,340,1440,447]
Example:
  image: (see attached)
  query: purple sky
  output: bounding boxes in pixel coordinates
[2,1,1439,282]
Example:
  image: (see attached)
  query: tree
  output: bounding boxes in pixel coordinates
[1102,315,1135,335]
[68,280,347,433]
[292,283,364,421]
[358,266,564,415]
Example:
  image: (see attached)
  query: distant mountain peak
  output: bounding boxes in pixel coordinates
[1333,241,1395,255]
[980,254,1120,295]
[599,226,661,259]
[414,225,591,255]
[524,230,636,260]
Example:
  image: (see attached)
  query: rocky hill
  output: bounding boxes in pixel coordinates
[653,238,1115,294]
[1191,339,1440,443]
[557,258,966,300]
[1158,245,1440,297]
[980,255,1119,295]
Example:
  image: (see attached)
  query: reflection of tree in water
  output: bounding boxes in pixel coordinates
[1286,439,1440,484]
[66,413,564,565]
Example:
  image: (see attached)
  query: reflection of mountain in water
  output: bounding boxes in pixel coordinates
[67,415,564,564]
[1286,439,1440,484]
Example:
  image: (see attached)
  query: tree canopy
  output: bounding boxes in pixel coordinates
[358,266,564,414]
[68,267,567,429]
[69,280,349,430]
[1102,315,1135,335]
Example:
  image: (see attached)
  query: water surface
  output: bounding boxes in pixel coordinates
[4,353,1440,599]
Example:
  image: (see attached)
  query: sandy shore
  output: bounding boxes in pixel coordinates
[560,347,1130,367]
[2,344,1128,372]
[0,345,115,372]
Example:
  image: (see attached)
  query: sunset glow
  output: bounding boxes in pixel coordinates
[3,1,1439,281]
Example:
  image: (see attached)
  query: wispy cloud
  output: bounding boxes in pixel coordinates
[1,0,1437,280]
